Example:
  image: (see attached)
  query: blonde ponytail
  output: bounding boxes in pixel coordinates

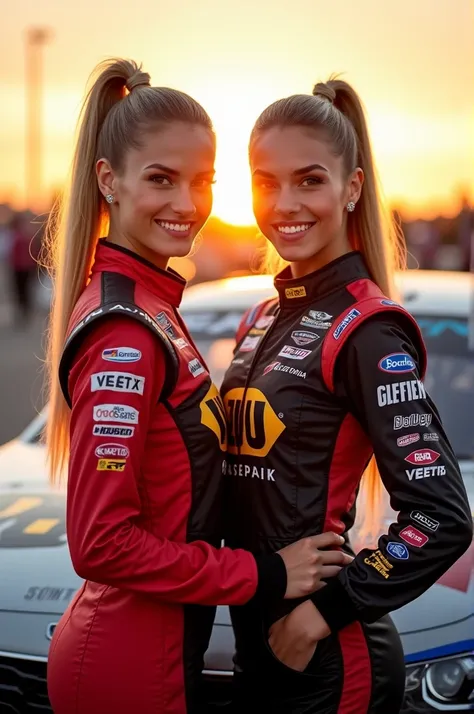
[45,59,213,484]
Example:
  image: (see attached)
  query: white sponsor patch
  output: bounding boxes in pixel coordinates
[188,358,205,378]
[263,361,306,379]
[410,510,440,532]
[93,404,139,424]
[397,433,420,447]
[300,316,331,329]
[91,372,145,395]
[393,413,432,430]
[377,380,426,407]
[92,425,135,438]
[406,465,446,481]
[423,433,439,442]
[102,347,142,363]
[291,330,320,346]
[278,345,312,361]
[309,310,332,321]
[95,443,130,458]
[240,335,261,352]
[255,316,275,330]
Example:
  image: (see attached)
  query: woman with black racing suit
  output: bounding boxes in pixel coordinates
[220,78,473,714]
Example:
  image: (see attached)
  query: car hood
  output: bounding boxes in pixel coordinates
[0,441,472,629]
[0,440,82,614]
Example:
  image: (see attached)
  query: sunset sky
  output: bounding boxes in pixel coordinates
[1,0,473,225]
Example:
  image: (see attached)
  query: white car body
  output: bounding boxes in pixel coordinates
[0,269,473,712]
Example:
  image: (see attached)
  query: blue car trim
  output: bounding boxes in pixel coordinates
[405,639,474,663]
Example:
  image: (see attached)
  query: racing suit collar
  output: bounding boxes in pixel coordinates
[92,239,186,307]
[274,250,370,307]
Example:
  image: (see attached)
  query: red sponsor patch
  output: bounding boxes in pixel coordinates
[263,362,278,376]
[397,433,420,448]
[399,526,429,547]
[405,449,440,465]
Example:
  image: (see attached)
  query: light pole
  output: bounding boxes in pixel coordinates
[24,26,52,210]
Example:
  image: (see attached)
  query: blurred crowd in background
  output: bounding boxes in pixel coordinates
[0,194,472,328]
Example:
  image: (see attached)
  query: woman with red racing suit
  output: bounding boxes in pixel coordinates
[44,60,349,714]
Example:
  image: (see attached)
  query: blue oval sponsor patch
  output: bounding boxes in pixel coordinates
[378,353,416,373]
[387,542,409,560]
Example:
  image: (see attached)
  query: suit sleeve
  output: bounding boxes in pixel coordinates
[66,316,285,606]
[311,314,473,631]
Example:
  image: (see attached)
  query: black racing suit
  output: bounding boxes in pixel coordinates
[220,251,472,714]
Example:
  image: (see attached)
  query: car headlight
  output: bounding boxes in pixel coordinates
[403,655,474,711]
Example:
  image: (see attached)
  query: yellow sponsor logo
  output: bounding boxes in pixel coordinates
[223,387,285,457]
[97,459,127,472]
[200,382,227,451]
[364,549,393,579]
[285,286,306,299]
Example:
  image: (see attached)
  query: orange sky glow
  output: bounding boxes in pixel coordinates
[0,0,473,225]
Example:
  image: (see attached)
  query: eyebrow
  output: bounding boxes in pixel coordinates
[252,163,328,178]
[144,163,216,177]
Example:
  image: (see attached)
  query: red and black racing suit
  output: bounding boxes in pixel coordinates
[220,251,472,714]
[46,241,286,714]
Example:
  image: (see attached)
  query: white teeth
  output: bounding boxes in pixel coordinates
[277,224,312,234]
[157,221,191,232]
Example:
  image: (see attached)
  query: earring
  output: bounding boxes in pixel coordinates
[105,194,114,204]
[347,201,356,212]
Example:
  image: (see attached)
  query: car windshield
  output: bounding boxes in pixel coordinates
[182,310,474,461]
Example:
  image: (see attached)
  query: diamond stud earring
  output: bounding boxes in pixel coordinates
[346,201,355,212]
[105,194,114,204]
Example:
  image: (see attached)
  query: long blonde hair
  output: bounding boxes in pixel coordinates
[250,76,407,545]
[44,58,213,484]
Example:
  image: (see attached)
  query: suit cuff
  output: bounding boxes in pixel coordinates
[310,578,359,632]
[252,553,287,602]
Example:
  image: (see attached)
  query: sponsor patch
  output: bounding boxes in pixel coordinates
[397,433,420,447]
[333,309,361,340]
[394,413,432,430]
[291,330,320,346]
[377,379,426,407]
[96,459,127,472]
[364,549,393,579]
[94,443,130,458]
[380,299,400,307]
[378,353,416,374]
[263,361,306,379]
[102,347,142,363]
[248,328,267,336]
[91,372,145,395]
[309,310,332,321]
[423,433,439,442]
[188,358,206,378]
[300,316,331,329]
[406,465,446,480]
[223,386,285,458]
[92,425,135,438]
[240,335,261,352]
[93,404,139,424]
[387,542,409,560]
[278,345,312,361]
[222,459,276,482]
[155,311,188,349]
[410,510,439,532]
[405,449,440,465]
[232,358,245,365]
[399,526,429,548]
[285,286,307,299]
[255,316,275,330]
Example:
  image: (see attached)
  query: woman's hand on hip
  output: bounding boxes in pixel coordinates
[268,600,331,672]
